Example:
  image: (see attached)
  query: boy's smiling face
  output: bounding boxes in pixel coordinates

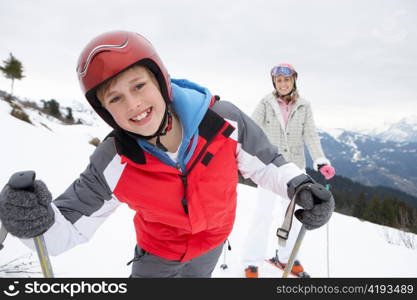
[98,66,166,136]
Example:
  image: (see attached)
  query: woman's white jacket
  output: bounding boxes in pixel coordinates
[251,93,330,170]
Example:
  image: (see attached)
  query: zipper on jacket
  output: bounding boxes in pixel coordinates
[176,162,189,215]
[179,174,189,215]
[178,138,214,216]
[177,119,227,216]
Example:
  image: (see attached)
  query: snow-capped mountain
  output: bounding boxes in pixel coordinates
[309,129,417,199]
[360,115,417,143]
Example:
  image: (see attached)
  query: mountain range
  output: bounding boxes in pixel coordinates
[362,115,417,143]
[306,125,417,200]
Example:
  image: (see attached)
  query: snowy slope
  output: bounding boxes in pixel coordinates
[0,99,416,278]
[213,191,417,278]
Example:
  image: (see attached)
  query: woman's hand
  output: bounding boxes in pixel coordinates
[319,165,335,180]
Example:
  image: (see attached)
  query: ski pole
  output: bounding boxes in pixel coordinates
[7,171,54,278]
[282,225,307,278]
[0,225,7,251]
[276,187,307,278]
[33,235,54,278]
[325,183,330,278]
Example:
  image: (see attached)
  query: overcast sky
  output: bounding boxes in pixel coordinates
[1,0,416,130]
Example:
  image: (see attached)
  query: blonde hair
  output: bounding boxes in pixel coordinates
[273,89,299,103]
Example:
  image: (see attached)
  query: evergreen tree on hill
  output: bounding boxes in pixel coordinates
[0,53,24,97]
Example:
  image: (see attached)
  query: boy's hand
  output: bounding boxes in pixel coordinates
[0,172,55,238]
[287,174,335,230]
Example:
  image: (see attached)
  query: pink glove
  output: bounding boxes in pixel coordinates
[319,165,335,180]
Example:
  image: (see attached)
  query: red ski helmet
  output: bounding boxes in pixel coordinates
[76,30,172,129]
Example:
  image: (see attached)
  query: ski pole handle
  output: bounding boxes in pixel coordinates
[8,170,36,191]
[0,171,36,251]
[8,170,54,278]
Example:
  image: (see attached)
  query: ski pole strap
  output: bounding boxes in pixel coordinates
[277,188,300,247]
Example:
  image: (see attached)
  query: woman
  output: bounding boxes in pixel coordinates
[243,63,335,278]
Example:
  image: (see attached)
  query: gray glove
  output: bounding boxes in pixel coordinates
[0,175,55,239]
[287,174,335,230]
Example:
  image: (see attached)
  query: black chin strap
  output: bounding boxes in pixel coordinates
[155,136,168,152]
[154,108,173,151]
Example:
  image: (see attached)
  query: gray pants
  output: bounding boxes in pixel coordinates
[130,243,224,278]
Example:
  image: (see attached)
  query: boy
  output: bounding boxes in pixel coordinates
[0,31,334,277]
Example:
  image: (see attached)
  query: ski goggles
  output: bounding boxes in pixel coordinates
[271,65,296,77]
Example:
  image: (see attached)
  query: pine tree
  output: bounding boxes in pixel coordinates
[352,192,367,218]
[41,99,62,119]
[363,196,382,224]
[380,197,396,227]
[0,53,24,96]
[396,203,411,231]
[65,107,74,124]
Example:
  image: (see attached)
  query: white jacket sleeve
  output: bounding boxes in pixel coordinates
[20,138,123,255]
[303,103,330,170]
[212,101,305,199]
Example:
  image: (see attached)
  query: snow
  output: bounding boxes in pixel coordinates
[379,148,395,153]
[402,115,417,125]
[213,191,417,278]
[359,115,417,143]
[342,136,363,162]
[1,99,417,278]
[318,127,344,141]
[359,123,392,136]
